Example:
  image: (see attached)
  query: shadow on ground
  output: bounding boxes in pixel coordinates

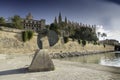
[0,68,28,76]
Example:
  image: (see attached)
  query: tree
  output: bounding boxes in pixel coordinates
[0,17,5,25]
[73,27,98,42]
[91,33,98,42]
[45,25,50,30]
[101,33,107,40]
[11,15,23,29]
[49,23,59,34]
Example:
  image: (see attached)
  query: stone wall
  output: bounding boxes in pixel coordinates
[38,35,114,58]
[0,30,39,54]
[46,39,114,58]
[0,28,114,55]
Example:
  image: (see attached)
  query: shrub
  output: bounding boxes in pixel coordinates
[93,41,97,45]
[63,37,69,43]
[88,41,90,44]
[103,44,106,48]
[82,40,86,47]
[22,30,34,42]
[69,35,75,41]
[72,38,75,41]
[27,30,34,40]
[78,39,81,44]
[0,27,3,30]
[98,43,100,45]
[22,31,28,42]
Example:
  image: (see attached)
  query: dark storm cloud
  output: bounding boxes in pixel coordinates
[105,0,120,5]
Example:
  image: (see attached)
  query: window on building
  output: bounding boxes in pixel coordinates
[28,21,30,23]
[36,28,39,31]
[34,21,36,24]
[30,21,32,23]
[32,27,34,30]
[36,21,38,24]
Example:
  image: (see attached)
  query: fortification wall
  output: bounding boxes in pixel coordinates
[0,30,39,54]
[0,28,114,55]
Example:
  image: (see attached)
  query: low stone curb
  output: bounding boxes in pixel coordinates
[49,50,114,59]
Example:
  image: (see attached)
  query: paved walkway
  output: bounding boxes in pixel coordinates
[0,54,120,80]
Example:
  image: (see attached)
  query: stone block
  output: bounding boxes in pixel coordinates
[28,49,55,72]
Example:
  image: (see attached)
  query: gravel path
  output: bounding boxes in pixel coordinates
[0,54,120,80]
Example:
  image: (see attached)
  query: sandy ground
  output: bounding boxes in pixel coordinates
[0,53,120,80]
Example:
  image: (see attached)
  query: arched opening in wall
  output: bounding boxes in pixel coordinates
[115,45,120,51]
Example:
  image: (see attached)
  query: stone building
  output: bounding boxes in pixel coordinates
[100,39,119,45]
[22,13,46,32]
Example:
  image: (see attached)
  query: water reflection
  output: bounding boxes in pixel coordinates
[61,52,120,67]
[100,52,120,67]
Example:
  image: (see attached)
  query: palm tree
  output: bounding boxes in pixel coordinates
[101,33,107,40]
[97,32,101,40]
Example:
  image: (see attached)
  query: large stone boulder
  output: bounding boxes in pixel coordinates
[28,49,55,72]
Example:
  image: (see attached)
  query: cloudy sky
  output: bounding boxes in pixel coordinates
[0,0,120,42]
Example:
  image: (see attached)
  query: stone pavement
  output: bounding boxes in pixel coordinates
[0,54,120,80]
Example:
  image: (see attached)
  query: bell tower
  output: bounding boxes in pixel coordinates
[26,12,33,20]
